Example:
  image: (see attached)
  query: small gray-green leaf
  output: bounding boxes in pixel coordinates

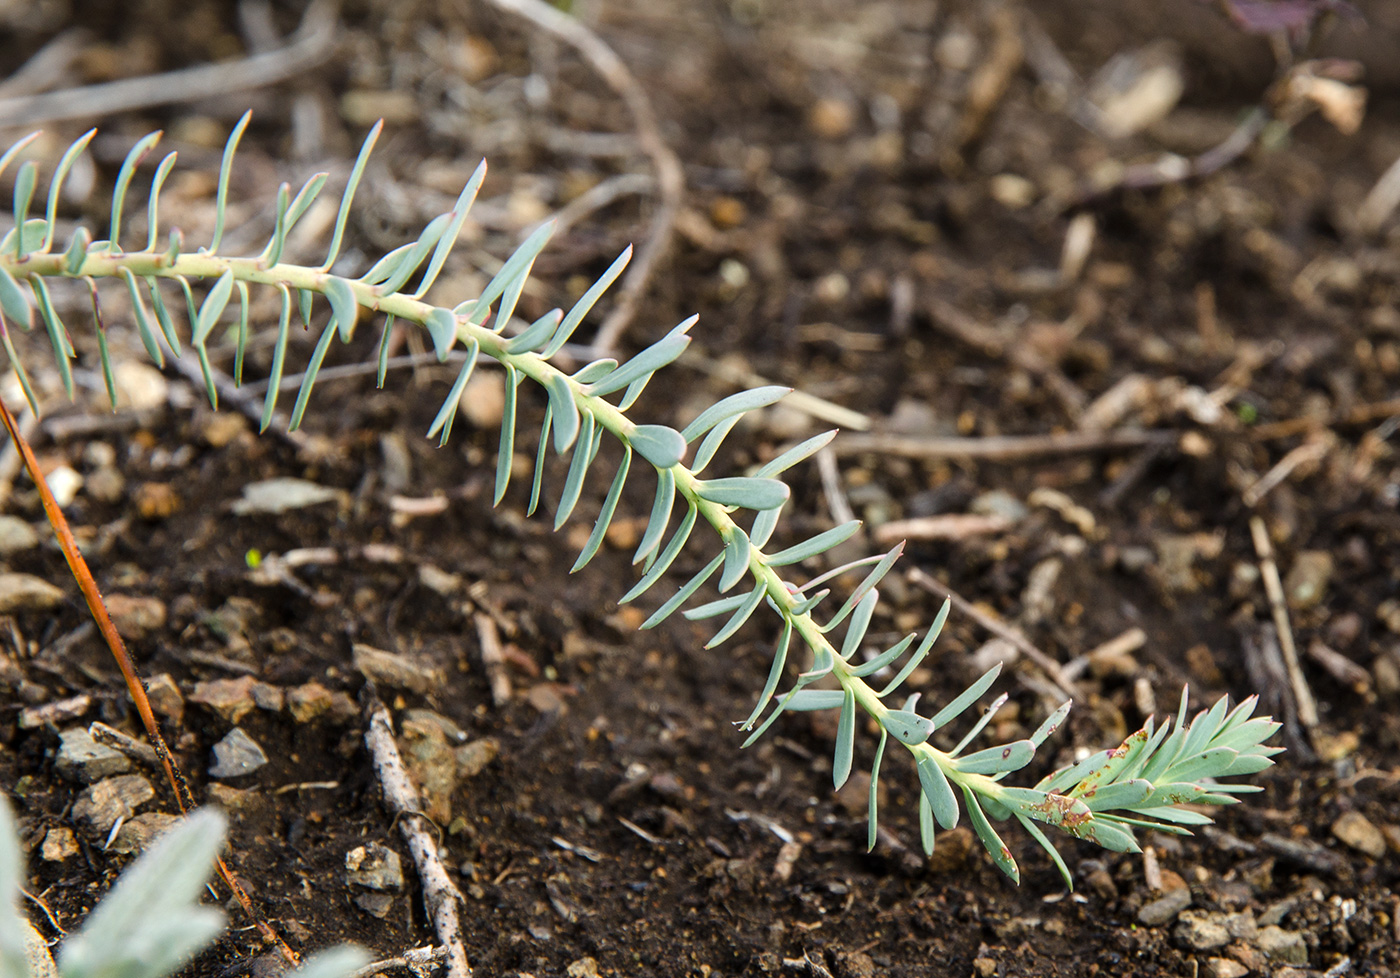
[956,739,1036,775]
[916,756,959,830]
[766,520,862,567]
[695,477,789,511]
[425,307,458,361]
[193,269,234,345]
[324,275,359,343]
[0,266,30,328]
[630,424,687,469]
[884,710,934,746]
[833,688,857,789]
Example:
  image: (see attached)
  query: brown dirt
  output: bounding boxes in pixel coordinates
[2,1,1399,977]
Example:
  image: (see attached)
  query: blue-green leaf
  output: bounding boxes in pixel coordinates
[753,429,837,478]
[640,552,723,629]
[833,688,857,789]
[917,755,958,829]
[572,446,631,573]
[719,527,751,592]
[632,468,675,564]
[587,318,695,397]
[505,308,562,354]
[542,245,633,357]
[883,709,934,746]
[545,372,581,454]
[867,728,889,851]
[682,386,790,442]
[413,158,488,299]
[767,521,861,567]
[427,339,480,445]
[929,661,1001,729]
[493,365,522,504]
[620,502,696,603]
[706,584,767,648]
[0,266,31,329]
[425,306,459,361]
[193,269,234,345]
[956,739,1036,776]
[324,275,359,342]
[963,786,1018,883]
[695,477,789,511]
[630,424,687,469]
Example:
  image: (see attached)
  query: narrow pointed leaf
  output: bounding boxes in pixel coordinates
[261,286,293,432]
[572,446,631,572]
[543,245,633,356]
[413,159,488,298]
[641,552,724,629]
[719,527,751,592]
[696,477,789,511]
[917,755,959,829]
[620,502,696,604]
[929,662,1002,729]
[321,119,381,270]
[324,275,359,343]
[208,110,252,254]
[493,366,521,504]
[956,739,1036,775]
[706,584,767,648]
[963,787,1019,883]
[633,468,676,564]
[833,688,857,789]
[767,521,862,567]
[193,268,234,345]
[753,429,838,478]
[587,320,694,397]
[427,339,480,444]
[867,728,889,851]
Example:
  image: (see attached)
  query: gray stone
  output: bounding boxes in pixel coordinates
[209,727,268,778]
[1284,550,1333,610]
[1202,959,1248,978]
[345,842,403,891]
[1137,885,1192,926]
[1331,810,1386,858]
[0,515,39,556]
[72,774,155,836]
[354,892,395,917]
[970,489,1028,522]
[109,812,180,855]
[353,643,443,695]
[55,727,132,783]
[85,466,126,505]
[1256,925,1308,965]
[0,573,65,614]
[231,477,344,515]
[1175,910,1230,950]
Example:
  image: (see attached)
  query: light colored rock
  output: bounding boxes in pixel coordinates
[345,842,403,891]
[85,466,126,504]
[40,826,78,862]
[45,466,82,508]
[109,812,180,854]
[114,360,169,411]
[188,676,281,723]
[146,673,185,721]
[1202,958,1248,978]
[104,594,167,640]
[456,738,499,778]
[230,477,345,515]
[1256,926,1308,965]
[0,515,39,555]
[458,369,506,429]
[1331,810,1386,858]
[353,643,443,695]
[55,727,132,782]
[1138,885,1192,926]
[72,774,155,836]
[209,727,268,779]
[1175,910,1230,950]
[1284,550,1333,610]
[0,573,65,614]
[286,682,355,724]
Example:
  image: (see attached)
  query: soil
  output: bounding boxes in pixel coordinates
[1,1,1399,977]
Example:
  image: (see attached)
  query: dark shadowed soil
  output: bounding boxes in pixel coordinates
[1,1,1399,976]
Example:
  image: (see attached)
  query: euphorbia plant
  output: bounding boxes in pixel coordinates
[0,115,1280,889]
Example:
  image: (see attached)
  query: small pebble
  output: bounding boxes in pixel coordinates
[1283,550,1333,610]
[231,477,344,515]
[1175,910,1230,950]
[109,812,180,855]
[565,957,600,978]
[209,727,268,778]
[55,727,132,783]
[146,673,185,721]
[0,515,40,556]
[114,361,169,411]
[46,466,83,507]
[353,643,443,695]
[0,573,65,614]
[1331,810,1386,858]
[1138,885,1192,926]
[1255,925,1308,965]
[103,594,167,640]
[134,482,180,520]
[345,842,404,891]
[1202,958,1248,978]
[40,827,78,862]
[809,98,856,139]
[85,467,126,504]
[286,681,356,724]
[458,369,506,429]
[72,774,155,836]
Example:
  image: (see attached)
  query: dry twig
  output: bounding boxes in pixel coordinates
[483,0,683,356]
[363,689,472,978]
[908,567,1079,700]
[834,428,1170,462]
[0,0,337,127]
[1248,516,1319,733]
[474,612,512,708]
